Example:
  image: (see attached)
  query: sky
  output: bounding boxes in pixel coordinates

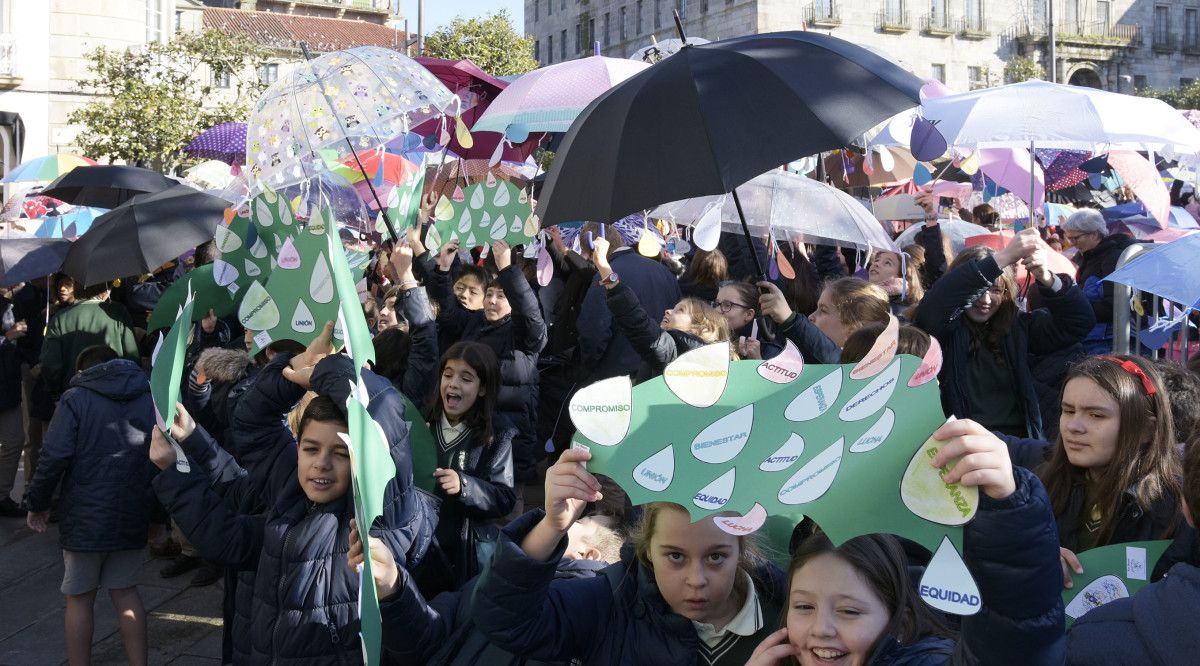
[399,1,525,33]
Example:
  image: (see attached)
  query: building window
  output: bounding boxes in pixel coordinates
[637,0,644,33]
[1063,0,1079,33]
[548,34,554,63]
[967,65,985,89]
[931,63,946,82]
[145,0,165,42]
[655,0,662,29]
[560,29,567,59]
[214,68,231,88]
[620,6,628,39]
[1186,9,1199,49]
[561,0,566,10]
[258,63,278,84]
[535,40,540,62]
[1096,0,1110,29]
[535,0,539,21]
[963,0,983,31]
[1183,78,1196,86]
[575,22,582,53]
[604,12,611,45]
[589,17,596,49]
[1134,74,1147,89]
[1154,5,1170,46]
[548,0,552,15]
[174,10,183,31]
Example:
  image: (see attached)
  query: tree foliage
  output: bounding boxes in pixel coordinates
[69,30,270,173]
[1136,81,1200,109]
[1003,56,1045,84]
[423,11,538,77]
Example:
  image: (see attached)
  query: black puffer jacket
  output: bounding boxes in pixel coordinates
[26,359,157,552]
[914,255,1095,439]
[390,284,440,410]
[430,265,547,479]
[155,353,436,664]
[603,281,709,383]
[1074,232,1137,325]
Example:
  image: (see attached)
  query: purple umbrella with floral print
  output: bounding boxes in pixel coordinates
[184,122,247,166]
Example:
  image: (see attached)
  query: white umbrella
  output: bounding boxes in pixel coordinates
[921,80,1200,156]
[894,219,989,255]
[649,170,897,252]
[184,160,237,191]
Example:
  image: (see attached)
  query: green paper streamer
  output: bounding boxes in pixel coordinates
[149,284,196,434]
[1062,539,1172,627]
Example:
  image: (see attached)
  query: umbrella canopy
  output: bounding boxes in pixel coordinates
[246,45,455,191]
[1038,149,1091,191]
[41,165,179,208]
[822,148,918,186]
[184,122,247,166]
[650,170,897,252]
[894,219,990,255]
[964,230,1076,288]
[0,238,71,287]
[921,80,1200,155]
[1,154,96,183]
[535,31,924,229]
[61,186,227,287]
[184,160,238,191]
[472,55,650,136]
[1104,233,1200,308]
[977,148,1045,211]
[34,208,104,239]
[412,57,542,162]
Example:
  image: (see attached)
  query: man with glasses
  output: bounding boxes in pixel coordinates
[1062,208,1138,352]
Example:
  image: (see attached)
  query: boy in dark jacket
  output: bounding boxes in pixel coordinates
[25,346,156,666]
[1066,413,1200,663]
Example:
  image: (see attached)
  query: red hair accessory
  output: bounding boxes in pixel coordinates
[1100,356,1157,396]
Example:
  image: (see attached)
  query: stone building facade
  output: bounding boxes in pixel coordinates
[525,0,1199,94]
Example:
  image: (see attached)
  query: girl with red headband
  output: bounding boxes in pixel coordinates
[1004,354,1186,588]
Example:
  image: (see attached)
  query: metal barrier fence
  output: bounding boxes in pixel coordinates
[1111,242,1192,362]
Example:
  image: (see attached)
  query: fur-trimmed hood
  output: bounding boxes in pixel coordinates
[198,347,252,385]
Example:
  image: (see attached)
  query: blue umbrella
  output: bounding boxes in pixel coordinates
[1105,234,1200,309]
[0,238,71,287]
[34,207,104,239]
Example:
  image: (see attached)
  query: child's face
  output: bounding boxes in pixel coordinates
[661,301,694,332]
[483,286,511,322]
[809,289,856,348]
[440,358,483,423]
[1059,376,1122,472]
[715,285,755,332]
[868,253,901,284]
[297,420,352,504]
[454,275,485,310]
[377,296,399,330]
[786,553,891,666]
[647,506,742,626]
[965,280,1006,324]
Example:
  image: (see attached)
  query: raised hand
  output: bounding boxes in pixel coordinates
[928,419,1016,500]
[347,519,401,600]
[282,321,335,389]
[756,281,793,324]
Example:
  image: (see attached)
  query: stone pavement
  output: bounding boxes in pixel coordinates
[0,472,225,666]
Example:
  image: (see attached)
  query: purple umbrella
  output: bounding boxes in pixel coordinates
[1037,149,1091,192]
[184,122,247,166]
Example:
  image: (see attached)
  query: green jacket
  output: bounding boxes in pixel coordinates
[40,299,140,397]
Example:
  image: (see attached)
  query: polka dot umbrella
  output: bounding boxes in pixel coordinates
[184,122,247,166]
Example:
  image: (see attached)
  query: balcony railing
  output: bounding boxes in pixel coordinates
[921,12,955,36]
[1006,22,1141,47]
[877,8,911,32]
[958,15,989,38]
[805,1,842,28]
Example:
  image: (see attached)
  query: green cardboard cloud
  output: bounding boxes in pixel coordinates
[238,207,345,354]
[573,339,986,615]
[146,264,236,333]
[1062,540,1172,626]
[149,284,197,474]
[426,177,537,251]
[381,166,426,232]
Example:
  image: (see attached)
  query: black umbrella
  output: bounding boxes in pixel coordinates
[536,29,924,277]
[42,165,179,209]
[61,185,226,287]
[0,238,71,287]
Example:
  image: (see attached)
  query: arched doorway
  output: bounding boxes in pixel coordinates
[1068,68,1103,89]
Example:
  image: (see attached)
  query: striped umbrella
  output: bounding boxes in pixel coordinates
[1,154,96,183]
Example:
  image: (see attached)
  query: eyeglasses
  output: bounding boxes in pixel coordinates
[711,300,752,313]
[1064,231,1094,244]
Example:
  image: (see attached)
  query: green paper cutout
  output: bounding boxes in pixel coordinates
[1062,540,1172,626]
[428,180,536,250]
[574,342,959,548]
[213,195,298,304]
[401,395,438,495]
[149,285,196,433]
[382,166,426,232]
[239,207,359,354]
[329,229,375,370]
[146,265,236,332]
[343,377,398,666]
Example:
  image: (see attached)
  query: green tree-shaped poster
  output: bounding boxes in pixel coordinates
[426,176,537,250]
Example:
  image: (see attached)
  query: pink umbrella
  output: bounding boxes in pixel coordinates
[966,230,1075,287]
[471,55,649,136]
[978,147,1045,212]
[1108,150,1169,229]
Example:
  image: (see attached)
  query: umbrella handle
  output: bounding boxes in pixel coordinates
[731,188,767,282]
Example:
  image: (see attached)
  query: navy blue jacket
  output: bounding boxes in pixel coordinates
[578,249,681,383]
[154,353,436,664]
[774,312,841,364]
[1067,562,1200,664]
[27,359,157,552]
[470,510,786,665]
[604,281,709,382]
[914,255,1095,439]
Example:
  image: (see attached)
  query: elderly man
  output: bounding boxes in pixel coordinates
[1062,208,1137,350]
